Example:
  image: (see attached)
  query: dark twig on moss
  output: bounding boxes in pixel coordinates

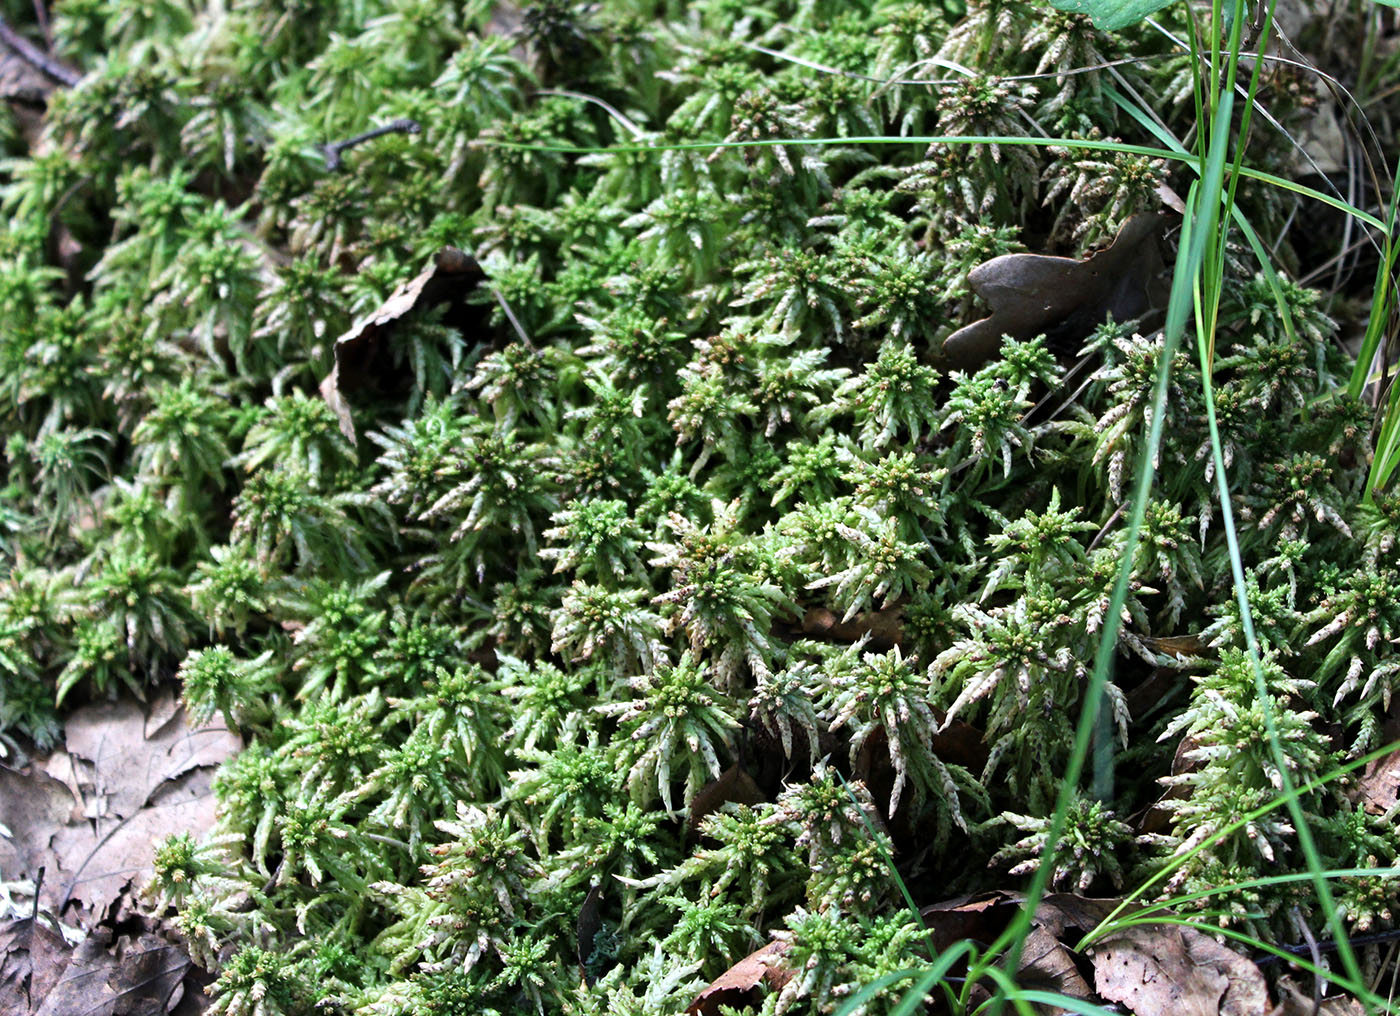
[1255,926,1400,967]
[320,118,422,171]
[0,15,79,88]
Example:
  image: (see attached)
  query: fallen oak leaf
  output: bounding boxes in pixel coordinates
[686,940,792,1016]
[940,212,1168,371]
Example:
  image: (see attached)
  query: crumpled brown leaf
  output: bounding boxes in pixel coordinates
[1272,975,1365,1016]
[1089,923,1268,1016]
[34,928,188,1016]
[0,916,72,1015]
[0,689,240,926]
[941,212,1168,370]
[319,246,487,441]
[686,940,792,1016]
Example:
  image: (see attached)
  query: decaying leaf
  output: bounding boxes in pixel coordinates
[1,690,240,925]
[0,766,83,884]
[687,764,765,835]
[0,916,72,1016]
[1354,744,1400,814]
[1352,700,1400,814]
[577,885,605,986]
[1089,923,1268,1016]
[686,940,792,1016]
[1030,893,1124,938]
[1272,976,1365,1016]
[319,246,488,441]
[34,928,188,1016]
[920,892,1020,953]
[1017,925,1092,1003]
[802,605,904,650]
[941,212,1168,370]
[917,894,1107,1007]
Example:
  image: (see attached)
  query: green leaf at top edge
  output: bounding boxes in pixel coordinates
[1046,0,1177,30]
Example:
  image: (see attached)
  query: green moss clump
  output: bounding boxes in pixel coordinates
[3,0,1399,1012]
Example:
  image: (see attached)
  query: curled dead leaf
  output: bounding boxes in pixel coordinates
[941,212,1168,370]
[319,247,488,441]
[686,940,792,1016]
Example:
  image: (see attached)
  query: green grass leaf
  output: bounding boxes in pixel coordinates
[1045,0,1178,30]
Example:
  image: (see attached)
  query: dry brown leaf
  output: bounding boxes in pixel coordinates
[920,892,1019,953]
[686,940,793,1016]
[1018,925,1092,1003]
[1031,894,1124,938]
[63,691,240,821]
[1090,924,1268,1016]
[801,605,904,650]
[50,769,223,919]
[1356,750,1400,813]
[34,928,187,1016]
[319,247,487,441]
[3,691,240,925]
[688,765,765,835]
[1272,976,1365,1016]
[0,765,83,880]
[941,212,1168,370]
[0,916,72,1016]
[576,885,605,985]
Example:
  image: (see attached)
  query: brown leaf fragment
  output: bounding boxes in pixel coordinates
[63,692,241,823]
[801,605,904,650]
[920,892,1019,954]
[1351,698,1400,814]
[0,916,72,1016]
[1031,894,1125,938]
[1090,924,1268,1016]
[577,885,605,985]
[0,765,83,881]
[320,247,488,441]
[686,940,792,1016]
[941,212,1168,370]
[1356,745,1400,813]
[688,765,765,835]
[34,928,187,1016]
[1017,925,1092,1005]
[1272,976,1365,1016]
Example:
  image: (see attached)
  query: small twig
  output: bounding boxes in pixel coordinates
[320,118,421,171]
[1256,926,1400,967]
[0,15,79,88]
[31,0,51,51]
[1088,502,1128,554]
[1293,906,1325,1016]
[492,287,537,350]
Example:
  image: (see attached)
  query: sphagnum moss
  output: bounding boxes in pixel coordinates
[2,0,1398,1012]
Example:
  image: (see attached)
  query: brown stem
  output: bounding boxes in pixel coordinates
[0,15,79,88]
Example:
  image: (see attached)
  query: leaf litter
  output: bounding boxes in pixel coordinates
[0,688,237,1014]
